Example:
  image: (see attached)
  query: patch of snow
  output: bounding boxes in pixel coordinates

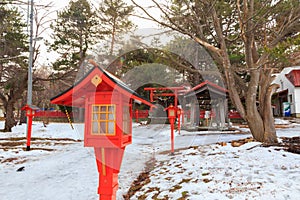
[274,118,290,125]
[0,121,299,199]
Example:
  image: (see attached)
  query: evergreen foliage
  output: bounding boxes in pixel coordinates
[49,0,100,72]
[0,1,28,131]
[98,0,135,55]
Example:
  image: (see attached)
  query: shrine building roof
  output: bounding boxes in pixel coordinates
[50,61,153,107]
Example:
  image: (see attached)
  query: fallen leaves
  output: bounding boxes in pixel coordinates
[231,137,256,147]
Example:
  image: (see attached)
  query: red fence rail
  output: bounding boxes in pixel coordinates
[133,110,149,119]
[35,110,72,118]
[35,109,242,119]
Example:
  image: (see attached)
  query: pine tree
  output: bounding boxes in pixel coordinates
[0,1,28,132]
[98,0,135,55]
[49,0,100,75]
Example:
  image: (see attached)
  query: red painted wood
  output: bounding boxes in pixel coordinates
[51,64,153,200]
[164,105,177,154]
[285,70,300,87]
[22,105,38,151]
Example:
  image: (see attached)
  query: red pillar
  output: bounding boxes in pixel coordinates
[174,92,178,107]
[150,90,154,102]
[181,110,184,125]
[26,116,33,151]
[170,118,175,154]
[177,114,181,134]
[94,147,124,200]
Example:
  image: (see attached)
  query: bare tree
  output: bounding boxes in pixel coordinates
[132,0,300,143]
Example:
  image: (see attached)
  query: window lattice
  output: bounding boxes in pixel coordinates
[91,104,116,135]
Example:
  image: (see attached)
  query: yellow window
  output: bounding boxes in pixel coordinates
[91,104,116,135]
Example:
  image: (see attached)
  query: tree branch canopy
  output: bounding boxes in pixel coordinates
[132,0,299,142]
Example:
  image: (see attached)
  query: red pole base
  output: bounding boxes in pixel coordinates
[99,194,115,200]
[170,121,174,154]
[26,116,33,151]
[94,147,125,200]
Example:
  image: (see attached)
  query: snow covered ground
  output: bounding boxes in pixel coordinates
[0,120,299,200]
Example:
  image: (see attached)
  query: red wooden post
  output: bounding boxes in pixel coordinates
[181,109,184,125]
[94,147,124,200]
[144,87,185,105]
[170,117,175,154]
[149,90,154,102]
[26,114,33,150]
[22,105,38,151]
[164,104,176,155]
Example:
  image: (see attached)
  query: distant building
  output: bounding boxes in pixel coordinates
[273,66,300,118]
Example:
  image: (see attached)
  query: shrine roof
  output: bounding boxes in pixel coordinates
[285,69,300,87]
[185,80,228,98]
[50,61,153,107]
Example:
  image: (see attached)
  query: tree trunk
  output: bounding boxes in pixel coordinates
[245,98,278,143]
[261,82,279,143]
[245,69,264,142]
[19,97,27,124]
[247,115,265,142]
[248,95,278,143]
[262,103,278,143]
[3,101,16,132]
[19,109,27,125]
[110,18,117,56]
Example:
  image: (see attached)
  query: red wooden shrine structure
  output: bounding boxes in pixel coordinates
[144,80,231,129]
[144,86,186,107]
[51,60,153,200]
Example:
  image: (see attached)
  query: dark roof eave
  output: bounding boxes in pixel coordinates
[51,65,153,107]
[185,80,228,98]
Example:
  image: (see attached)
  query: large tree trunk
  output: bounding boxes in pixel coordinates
[259,69,279,143]
[245,68,278,143]
[223,55,278,143]
[261,92,278,143]
[245,69,265,142]
[3,100,16,132]
[247,96,278,143]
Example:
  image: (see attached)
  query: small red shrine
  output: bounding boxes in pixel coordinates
[51,60,153,200]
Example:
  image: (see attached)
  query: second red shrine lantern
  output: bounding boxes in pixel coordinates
[164,104,177,154]
[51,60,153,200]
